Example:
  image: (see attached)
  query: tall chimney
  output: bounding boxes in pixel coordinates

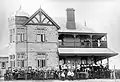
[66,8,76,29]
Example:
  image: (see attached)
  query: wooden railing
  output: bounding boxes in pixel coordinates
[59,41,107,48]
[92,41,107,48]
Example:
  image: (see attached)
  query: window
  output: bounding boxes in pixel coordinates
[37,52,46,68]
[13,55,15,59]
[10,61,12,67]
[18,55,20,58]
[17,60,24,67]
[17,53,24,67]
[21,55,24,58]
[17,53,20,58]
[23,34,26,41]
[17,34,21,42]
[1,62,6,69]
[10,55,12,59]
[10,61,15,67]
[10,29,15,43]
[41,34,45,42]
[10,35,12,43]
[17,52,25,58]
[38,59,46,68]
[13,61,15,67]
[21,60,24,67]
[37,34,41,42]
[38,60,40,67]
[13,29,15,33]
[12,35,15,43]
[17,61,20,67]
[36,34,45,42]
[21,34,24,42]
[10,29,12,43]
[42,60,46,67]
[17,34,26,42]
[10,55,15,59]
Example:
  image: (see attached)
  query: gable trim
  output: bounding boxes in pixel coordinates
[23,8,60,29]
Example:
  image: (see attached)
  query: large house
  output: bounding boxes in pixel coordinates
[8,7,118,70]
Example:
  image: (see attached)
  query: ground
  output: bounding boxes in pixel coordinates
[0,77,120,82]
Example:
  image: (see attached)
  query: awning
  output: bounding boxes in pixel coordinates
[58,48,118,57]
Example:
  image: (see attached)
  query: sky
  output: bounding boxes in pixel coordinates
[0,0,120,69]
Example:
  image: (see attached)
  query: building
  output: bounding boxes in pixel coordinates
[8,7,118,70]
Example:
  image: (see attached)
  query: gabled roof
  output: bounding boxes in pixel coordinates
[23,8,60,29]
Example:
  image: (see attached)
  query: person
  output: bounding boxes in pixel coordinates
[61,65,64,70]
[64,64,67,72]
[61,70,65,80]
[67,70,74,80]
[59,65,62,71]
[4,70,9,80]
[54,70,58,79]
[72,64,75,70]
[31,69,35,80]
[67,70,71,80]
[58,70,61,80]
[76,64,81,79]
[71,71,74,80]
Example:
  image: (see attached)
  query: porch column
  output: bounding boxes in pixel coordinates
[73,34,76,48]
[107,58,109,69]
[105,35,108,48]
[90,35,93,48]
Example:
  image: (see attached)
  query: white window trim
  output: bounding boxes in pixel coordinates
[17,33,26,42]
[37,59,46,68]
[36,34,45,42]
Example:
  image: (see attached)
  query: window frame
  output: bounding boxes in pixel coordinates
[37,59,46,68]
[17,33,26,42]
[1,62,6,69]
[36,34,45,42]
[36,28,46,42]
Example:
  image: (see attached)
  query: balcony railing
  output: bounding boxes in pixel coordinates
[92,41,107,48]
[59,41,107,48]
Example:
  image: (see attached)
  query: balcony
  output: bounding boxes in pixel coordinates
[92,41,107,48]
[59,41,107,48]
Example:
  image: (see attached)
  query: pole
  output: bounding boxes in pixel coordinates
[74,34,76,48]
[114,65,116,82]
[107,58,109,69]
[90,35,92,48]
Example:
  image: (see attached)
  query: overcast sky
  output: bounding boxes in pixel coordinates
[0,0,120,69]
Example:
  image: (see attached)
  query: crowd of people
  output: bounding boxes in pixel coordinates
[3,63,111,80]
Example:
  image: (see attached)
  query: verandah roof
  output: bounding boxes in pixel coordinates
[58,48,118,57]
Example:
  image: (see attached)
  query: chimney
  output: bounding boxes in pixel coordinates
[66,8,76,29]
